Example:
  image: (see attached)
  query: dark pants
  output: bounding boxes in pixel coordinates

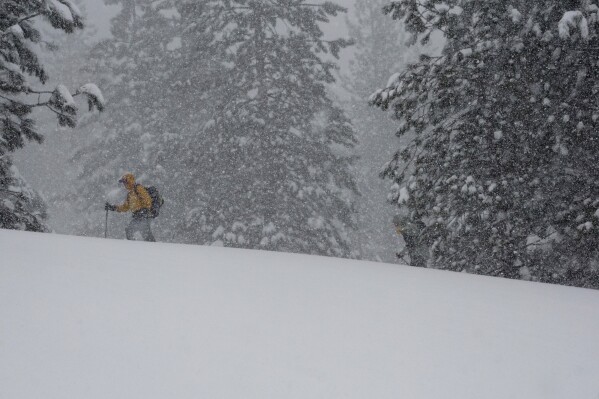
[404,234,427,268]
[125,214,155,242]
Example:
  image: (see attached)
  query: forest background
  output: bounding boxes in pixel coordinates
[5,0,599,289]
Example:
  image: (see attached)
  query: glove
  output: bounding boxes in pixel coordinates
[105,202,116,211]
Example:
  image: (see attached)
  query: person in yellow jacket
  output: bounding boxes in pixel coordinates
[105,173,155,242]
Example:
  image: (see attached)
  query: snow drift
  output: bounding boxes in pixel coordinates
[1,229,599,399]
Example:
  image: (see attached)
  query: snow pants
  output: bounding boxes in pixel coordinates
[125,215,155,242]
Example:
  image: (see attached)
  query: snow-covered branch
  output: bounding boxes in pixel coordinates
[559,11,589,40]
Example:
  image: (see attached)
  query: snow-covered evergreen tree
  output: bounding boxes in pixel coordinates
[371,0,599,288]
[180,0,358,257]
[13,0,101,234]
[0,0,103,232]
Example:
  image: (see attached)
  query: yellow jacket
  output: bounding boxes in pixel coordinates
[116,174,152,213]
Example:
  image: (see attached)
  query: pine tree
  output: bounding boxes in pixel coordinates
[0,0,104,232]
[371,0,599,288]
[179,0,358,257]
[14,0,100,233]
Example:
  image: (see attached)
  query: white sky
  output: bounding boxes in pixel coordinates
[82,0,121,39]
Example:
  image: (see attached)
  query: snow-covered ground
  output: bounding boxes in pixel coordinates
[1,229,599,399]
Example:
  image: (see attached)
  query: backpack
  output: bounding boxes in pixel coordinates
[136,184,164,218]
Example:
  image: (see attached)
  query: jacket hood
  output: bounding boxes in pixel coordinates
[119,173,136,190]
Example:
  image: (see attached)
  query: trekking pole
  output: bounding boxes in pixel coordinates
[104,209,109,238]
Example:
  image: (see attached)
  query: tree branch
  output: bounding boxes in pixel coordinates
[0,188,24,198]
[1,13,41,38]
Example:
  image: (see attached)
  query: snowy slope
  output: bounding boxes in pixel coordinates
[1,230,599,399]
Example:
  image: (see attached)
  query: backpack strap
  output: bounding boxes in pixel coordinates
[133,183,153,218]
[134,184,150,210]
